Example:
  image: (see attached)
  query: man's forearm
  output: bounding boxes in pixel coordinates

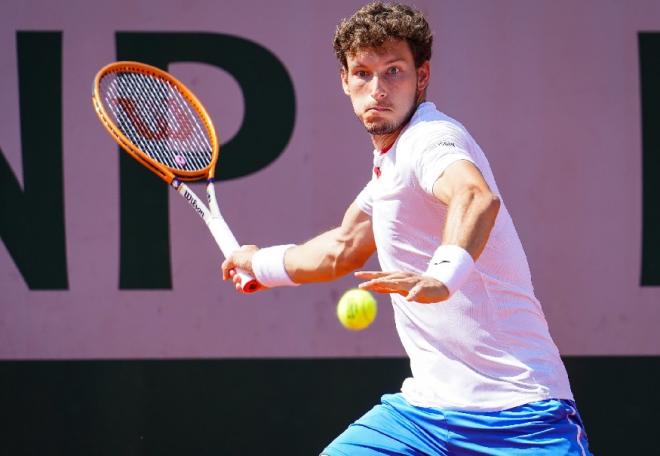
[284,227,371,283]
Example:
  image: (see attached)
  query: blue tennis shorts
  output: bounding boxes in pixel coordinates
[322,393,591,455]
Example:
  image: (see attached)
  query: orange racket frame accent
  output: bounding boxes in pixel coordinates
[92,61,219,183]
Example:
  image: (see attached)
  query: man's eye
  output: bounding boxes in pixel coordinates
[387,67,400,74]
[356,71,368,77]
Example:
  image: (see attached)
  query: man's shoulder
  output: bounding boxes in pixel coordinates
[399,103,471,154]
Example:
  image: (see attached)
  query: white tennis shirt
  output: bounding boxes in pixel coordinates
[356,102,573,411]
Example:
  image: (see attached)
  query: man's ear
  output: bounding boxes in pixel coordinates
[340,68,350,95]
[416,61,430,92]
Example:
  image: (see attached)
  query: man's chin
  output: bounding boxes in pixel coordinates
[361,98,420,136]
[364,121,399,136]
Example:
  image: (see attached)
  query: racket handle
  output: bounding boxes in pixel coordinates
[207,217,260,293]
[234,269,260,293]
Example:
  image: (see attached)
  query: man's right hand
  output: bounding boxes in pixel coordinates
[221,245,267,292]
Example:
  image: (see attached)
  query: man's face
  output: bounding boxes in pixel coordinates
[341,39,430,137]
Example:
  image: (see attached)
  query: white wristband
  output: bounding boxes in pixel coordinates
[251,244,299,288]
[425,245,475,295]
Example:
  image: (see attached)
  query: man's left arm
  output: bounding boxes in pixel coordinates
[357,160,500,303]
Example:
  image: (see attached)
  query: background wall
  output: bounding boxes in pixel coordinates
[2,0,659,454]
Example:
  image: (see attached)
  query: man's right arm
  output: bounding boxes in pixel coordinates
[221,201,376,289]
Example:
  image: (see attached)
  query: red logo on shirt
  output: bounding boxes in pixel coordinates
[373,142,394,179]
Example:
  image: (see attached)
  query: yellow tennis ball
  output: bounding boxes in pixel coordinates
[337,288,378,330]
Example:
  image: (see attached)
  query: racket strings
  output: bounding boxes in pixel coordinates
[123,72,211,170]
[101,70,214,172]
[123,72,212,170]
[124,73,210,171]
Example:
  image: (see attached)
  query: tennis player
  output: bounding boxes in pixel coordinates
[222,2,591,454]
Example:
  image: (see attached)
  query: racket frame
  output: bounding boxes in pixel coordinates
[92,61,258,293]
[92,61,219,183]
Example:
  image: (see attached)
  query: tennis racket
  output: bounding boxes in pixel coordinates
[92,61,259,293]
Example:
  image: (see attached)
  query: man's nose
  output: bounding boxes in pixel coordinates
[369,75,387,99]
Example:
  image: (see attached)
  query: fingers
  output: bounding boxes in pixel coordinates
[356,271,407,293]
[221,245,258,283]
[358,272,411,295]
[231,269,245,290]
[357,272,450,303]
[354,271,391,279]
[405,282,424,302]
[358,281,397,294]
[407,280,450,303]
[221,260,234,280]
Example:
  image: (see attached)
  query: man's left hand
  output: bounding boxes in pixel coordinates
[355,271,450,303]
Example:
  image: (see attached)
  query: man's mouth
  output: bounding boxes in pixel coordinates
[367,106,391,112]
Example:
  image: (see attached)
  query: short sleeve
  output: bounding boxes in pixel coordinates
[413,124,476,195]
[355,178,375,216]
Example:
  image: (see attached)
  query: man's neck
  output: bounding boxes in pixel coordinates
[371,129,402,152]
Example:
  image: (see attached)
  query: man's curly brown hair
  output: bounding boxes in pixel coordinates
[333,2,433,70]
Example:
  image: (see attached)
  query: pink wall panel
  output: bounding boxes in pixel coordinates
[1,0,659,359]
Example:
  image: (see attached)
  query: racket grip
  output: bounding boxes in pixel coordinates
[207,217,260,293]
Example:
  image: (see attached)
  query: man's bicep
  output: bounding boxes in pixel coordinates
[431,160,493,206]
